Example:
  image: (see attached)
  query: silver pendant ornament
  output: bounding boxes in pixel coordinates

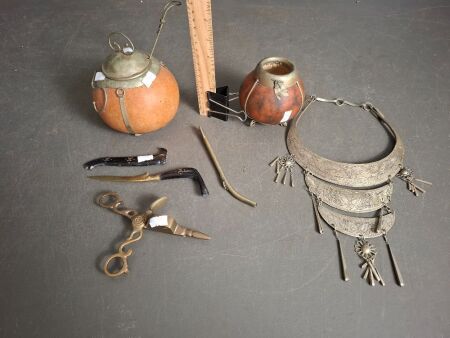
[269,154,296,187]
[396,167,432,196]
[354,237,385,286]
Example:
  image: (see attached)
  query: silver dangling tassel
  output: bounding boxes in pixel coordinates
[269,156,279,167]
[269,154,296,187]
[355,237,385,286]
[383,232,405,287]
[375,205,392,233]
[289,167,294,187]
[274,161,281,183]
[396,167,432,196]
[334,230,349,281]
[311,194,324,234]
[269,156,281,183]
[282,169,288,185]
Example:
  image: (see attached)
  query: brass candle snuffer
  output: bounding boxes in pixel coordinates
[91,1,182,135]
[97,192,210,278]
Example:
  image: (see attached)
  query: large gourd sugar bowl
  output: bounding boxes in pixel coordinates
[239,57,305,125]
[91,1,181,135]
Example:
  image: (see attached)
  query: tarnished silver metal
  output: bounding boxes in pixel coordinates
[396,167,432,196]
[311,194,324,234]
[383,232,405,287]
[287,95,405,188]
[269,154,296,187]
[93,57,161,89]
[305,174,393,213]
[334,230,349,282]
[318,204,395,238]
[256,57,299,90]
[283,95,426,286]
[354,238,385,286]
[375,204,392,233]
[103,34,151,80]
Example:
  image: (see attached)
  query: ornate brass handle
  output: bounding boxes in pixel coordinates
[104,227,144,277]
[104,252,130,278]
[96,192,139,219]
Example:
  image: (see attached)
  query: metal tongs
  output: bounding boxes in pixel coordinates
[97,192,210,277]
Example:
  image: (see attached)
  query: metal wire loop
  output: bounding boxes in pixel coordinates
[150,0,182,58]
[108,32,135,54]
[208,98,248,122]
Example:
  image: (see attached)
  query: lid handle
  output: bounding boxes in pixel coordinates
[108,32,135,55]
[149,1,182,59]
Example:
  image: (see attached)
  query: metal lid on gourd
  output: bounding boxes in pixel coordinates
[101,32,152,81]
[94,1,182,87]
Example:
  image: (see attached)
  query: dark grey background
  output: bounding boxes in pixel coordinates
[0,0,449,337]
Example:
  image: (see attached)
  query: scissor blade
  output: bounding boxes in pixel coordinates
[189,230,211,240]
[88,172,158,182]
[149,196,168,212]
[148,215,210,240]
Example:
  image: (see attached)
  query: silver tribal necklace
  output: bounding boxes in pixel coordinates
[278,95,431,286]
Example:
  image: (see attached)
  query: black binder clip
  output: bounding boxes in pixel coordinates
[207,86,230,121]
[207,86,247,122]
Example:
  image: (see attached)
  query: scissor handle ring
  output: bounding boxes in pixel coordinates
[96,192,121,208]
[104,252,130,277]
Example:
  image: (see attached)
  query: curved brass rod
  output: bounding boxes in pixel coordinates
[199,127,257,207]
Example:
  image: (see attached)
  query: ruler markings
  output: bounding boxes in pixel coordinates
[186,0,216,116]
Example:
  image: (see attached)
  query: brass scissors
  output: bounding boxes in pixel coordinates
[96,192,210,277]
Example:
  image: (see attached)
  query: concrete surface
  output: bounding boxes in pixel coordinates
[0,0,449,337]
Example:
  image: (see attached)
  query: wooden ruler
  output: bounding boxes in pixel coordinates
[186,0,216,116]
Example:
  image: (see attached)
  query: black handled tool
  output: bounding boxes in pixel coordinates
[83,148,167,170]
[88,167,209,196]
